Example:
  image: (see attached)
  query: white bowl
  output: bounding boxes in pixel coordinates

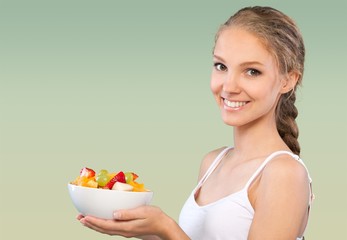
[68,183,153,219]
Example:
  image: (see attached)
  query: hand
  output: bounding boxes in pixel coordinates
[77,205,184,239]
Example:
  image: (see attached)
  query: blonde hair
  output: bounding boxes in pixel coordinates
[216,6,305,155]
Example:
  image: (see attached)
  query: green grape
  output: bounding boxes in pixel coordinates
[96,174,110,187]
[125,172,133,183]
[97,169,108,176]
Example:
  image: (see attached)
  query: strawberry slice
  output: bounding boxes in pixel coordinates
[104,171,126,189]
[80,167,96,178]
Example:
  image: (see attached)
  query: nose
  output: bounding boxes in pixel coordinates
[223,72,241,93]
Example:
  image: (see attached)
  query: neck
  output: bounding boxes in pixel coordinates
[232,118,289,160]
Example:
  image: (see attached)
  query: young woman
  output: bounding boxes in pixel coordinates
[77,6,313,240]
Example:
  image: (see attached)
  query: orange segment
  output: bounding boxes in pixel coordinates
[128,181,147,192]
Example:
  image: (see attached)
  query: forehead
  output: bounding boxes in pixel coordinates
[214,27,275,65]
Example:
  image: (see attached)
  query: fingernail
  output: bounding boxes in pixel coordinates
[113,211,121,219]
[80,218,86,226]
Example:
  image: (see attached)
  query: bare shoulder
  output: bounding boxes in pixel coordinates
[197,146,229,181]
[255,154,310,206]
[248,155,311,239]
[263,155,309,184]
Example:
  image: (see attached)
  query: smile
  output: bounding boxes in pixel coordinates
[223,99,248,108]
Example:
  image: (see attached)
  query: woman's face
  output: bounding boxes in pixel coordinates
[211,27,285,127]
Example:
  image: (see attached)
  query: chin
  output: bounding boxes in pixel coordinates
[221,115,254,127]
[221,118,241,127]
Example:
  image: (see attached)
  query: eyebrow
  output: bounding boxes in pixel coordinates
[239,61,264,67]
[213,54,264,67]
[213,54,225,62]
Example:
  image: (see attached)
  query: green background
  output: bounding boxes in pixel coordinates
[1,0,346,239]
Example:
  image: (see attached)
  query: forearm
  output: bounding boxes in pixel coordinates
[140,236,162,240]
[158,217,190,240]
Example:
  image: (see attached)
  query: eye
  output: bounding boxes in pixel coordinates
[246,68,261,77]
[214,63,227,72]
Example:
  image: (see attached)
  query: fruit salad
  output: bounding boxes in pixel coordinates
[71,167,148,192]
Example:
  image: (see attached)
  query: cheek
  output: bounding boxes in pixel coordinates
[252,77,283,101]
[257,85,282,108]
[210,81,217,95]
[210,74,221,95]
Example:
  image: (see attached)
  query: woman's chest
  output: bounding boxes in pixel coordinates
[196,159,262,206]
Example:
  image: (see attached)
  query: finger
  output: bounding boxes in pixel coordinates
[83,216,114,230]
[80,217,116,234]
[76,214,84,220]
[83,216,130,233]
[114,206,151,220]
[81,219,112,235]
[82,216,136,237]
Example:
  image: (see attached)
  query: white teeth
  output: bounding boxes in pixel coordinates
[224,99,247,108]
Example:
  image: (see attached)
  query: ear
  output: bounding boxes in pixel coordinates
[280,71,300,94]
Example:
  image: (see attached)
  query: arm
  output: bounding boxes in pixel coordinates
[77,148,226,239]
[248,156,310,240]
[78,205,190,240]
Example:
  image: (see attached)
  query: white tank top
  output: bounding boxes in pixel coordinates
[179,147,312,240]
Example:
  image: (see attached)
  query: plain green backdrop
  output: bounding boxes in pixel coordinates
[1,0,346,239]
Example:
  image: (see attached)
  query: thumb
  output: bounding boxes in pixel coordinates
[113,206,147,220]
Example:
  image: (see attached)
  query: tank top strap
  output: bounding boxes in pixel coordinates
[244,151,300,189]
[196,147,233,188]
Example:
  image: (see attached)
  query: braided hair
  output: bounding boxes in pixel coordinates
[215,6,305,155]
